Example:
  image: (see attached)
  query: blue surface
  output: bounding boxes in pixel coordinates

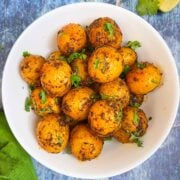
[0,0,180,179]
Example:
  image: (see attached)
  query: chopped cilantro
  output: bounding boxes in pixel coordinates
[130,133,143,147]
[131,102,140,108]
[136,62,146,69]
[104,137,113,141]
[25,97,31,112]
[126,41,141,50]
[120,65,131,78]
[57,135,62,145]
[136,0,160,16]
[39,90,46,104]
[22,51,30,57]
[67,49,87,63]
[71,74,81,87]
[100,94,114,100]
[133,109,139,125]
[115,109,123,122]
[104,22,114,37]
[59,55,66,61]
[28,85,35,94]
[93,59,99,69]
[90,94,101,102]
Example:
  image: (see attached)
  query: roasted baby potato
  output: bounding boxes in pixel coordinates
[62,87,95,121]
[47,51,65,61]
[36,114,69,153]
[71,58,91,86]
[88,46,123,83]
[41,60,72,97]
[126,62,162,94]
[20,55,45,86]
[70,124,103,161]
[119,47,137,66]
[87,17,122,49]
[99,78,130,109]
[121,106,148,134]
[113,128,131,143]
[31,87,60,116]
[88,100,122,137]
[57,23,87,55]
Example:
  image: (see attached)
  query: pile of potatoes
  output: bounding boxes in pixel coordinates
[20,17,162,161]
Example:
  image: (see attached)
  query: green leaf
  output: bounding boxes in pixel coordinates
[133,109,139,125]
[136,62,146,69]
[100,94,115,100]
[126,41,141,50]
[115,109,123,122]
[104,22,114,37]
[67,49,87,63]
[104,137,113,141]
[22,51,30,57]
[28,85,35,94]
[25,97,31,112]
[57,135,62,145]
[59,55,67,61]
[71,74,81,87]
[131,102,140,108]
[39,90,46,104]
[120,65,131,78]
[93,59,99,69]
[136,0,160,16]
[130,133,143,147]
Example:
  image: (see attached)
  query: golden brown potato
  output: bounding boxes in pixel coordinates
[71,58,91,86]
[113,128,131,143]
[88,100,122,137]
[99,78,130,109]
[47,51,65,61]
[129,93,144,107]
[31,87,60,116]
[126,62,162,94]
[87,17,122,49]
[119,47,137,66]
[20,55,45,86]
[36,114,69,153]
[62,87,95,121]
[70,124,103,161]
[121,106,148,135]
[41,60,72,97]
[88,46,123,83]
[57,23,87,55]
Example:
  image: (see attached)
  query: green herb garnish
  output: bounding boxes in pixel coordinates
[115,109,123,122]
[126,41,141,50]
[59,55,66,61]
[104,137,113,141]
[100,94,114,100]
[90,94,101,102]
[131,102,140,108]
[39,90,46,104]
[133,109,139,125]
[136,0,160,16]
[57,135,62,145]
[23,51,30,57]
[71,68,81,87]
[25,97,31,112]
[104,22,114,37]
[120,65,131,78]
[130,133,143,147]
[93,59,99,69]
[28,85,35,94]
[136,62,146,69]
[67,49,87,63]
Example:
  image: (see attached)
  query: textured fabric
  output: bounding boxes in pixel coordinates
[0,112,37,180]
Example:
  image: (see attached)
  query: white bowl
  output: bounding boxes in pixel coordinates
[2,2,179,179]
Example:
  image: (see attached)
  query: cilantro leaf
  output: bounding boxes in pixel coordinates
[90,94,101,102]
[136,62,146,69]
[126,41,141,50]
[25,97,31,112]
[93,59,99,69]
[104,22,114,37]
[133,109,139,125]
[39,90,46,104]
[115,109,123,122]
[136,0,160,16]
[120,65,131,79]
[23,51,30,57]
[71,68,81,87]
[130,133,143,147]
[67,49,87,63]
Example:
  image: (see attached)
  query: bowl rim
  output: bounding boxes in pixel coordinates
[2,2,180,179]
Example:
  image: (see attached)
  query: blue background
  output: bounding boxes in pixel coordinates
[0,0,179,179]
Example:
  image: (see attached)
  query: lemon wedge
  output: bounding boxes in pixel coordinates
[159,0,180,12]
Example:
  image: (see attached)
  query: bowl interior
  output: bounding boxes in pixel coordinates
[2,3,179,179]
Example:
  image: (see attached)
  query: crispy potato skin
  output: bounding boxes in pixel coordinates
[113,128,131,143]
[126,62,162,94]
[71,58,91,86]
[70,124,103,161]
[87,17,122,48]
[31,87,60,116]
[41,60,72,97]
[57,23,87,55]
[99,78,130,109]
[119,47,137,66]
[88,100,121,137]
[88,46,123,83]
[20,55,45,86]
[47,51,62,61]
[36,114,69,153]
[62,87,95,121]
[137,109,148,136]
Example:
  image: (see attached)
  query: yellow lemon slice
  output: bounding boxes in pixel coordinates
[159,0,180,12]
